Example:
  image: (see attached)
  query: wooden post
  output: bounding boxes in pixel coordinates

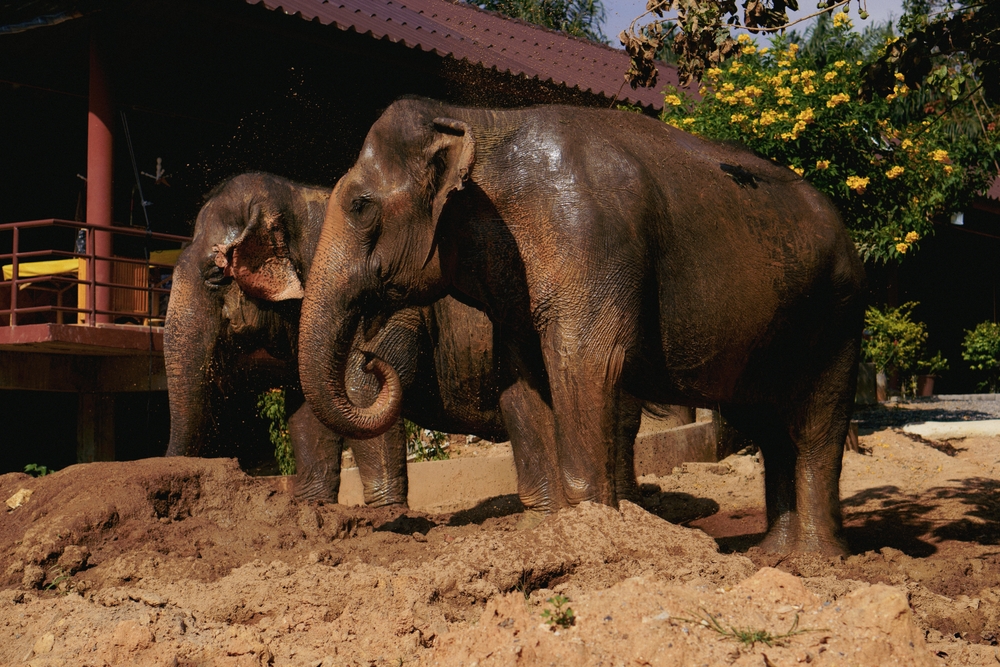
[77,392,116,462]
[87,32,113,324]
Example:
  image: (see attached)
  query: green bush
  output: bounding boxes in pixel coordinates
[257,389,296,475]
[862,302,927,380]
[961,322,1000,393]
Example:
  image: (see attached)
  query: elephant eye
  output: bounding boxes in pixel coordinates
[350,194,374,216]
[203,265,231,288]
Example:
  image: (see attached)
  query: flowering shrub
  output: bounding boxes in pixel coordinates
[659,16,1000,263]
[961,322,1000,393]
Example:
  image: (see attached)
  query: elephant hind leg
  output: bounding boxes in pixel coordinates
[728,341,856,555]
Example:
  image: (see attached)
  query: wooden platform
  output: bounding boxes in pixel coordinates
[0,323,163,356]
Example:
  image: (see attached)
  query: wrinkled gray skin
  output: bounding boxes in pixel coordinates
[299,99,866,554]
[164,172,506,506]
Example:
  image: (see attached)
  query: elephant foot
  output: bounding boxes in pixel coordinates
[759,513,848,556]
[293,469,341,504]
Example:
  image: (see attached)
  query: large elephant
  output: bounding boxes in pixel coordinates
[298,99,866,554]
[164,172,505,505]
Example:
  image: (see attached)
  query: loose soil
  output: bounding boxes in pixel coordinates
[2,403,999,666]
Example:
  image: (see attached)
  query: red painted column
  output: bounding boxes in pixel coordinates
[87,32,113,324]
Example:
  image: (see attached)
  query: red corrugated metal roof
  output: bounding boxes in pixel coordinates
[247,0,679,110]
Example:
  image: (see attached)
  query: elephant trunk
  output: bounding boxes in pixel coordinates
[299,220,402,441]
[164,255,222,457]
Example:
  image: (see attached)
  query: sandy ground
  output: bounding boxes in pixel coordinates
[2,403,999,666]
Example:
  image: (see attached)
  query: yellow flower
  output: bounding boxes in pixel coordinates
[943,164,954,175]
[826,93,850,108]
[737,33,752,44]
[758,47,769,54]
[787,43,799,55]
[791,166,804,176]
[824,71,838,82]
[682,117,695,125]
[730,62,742,73]
[790,74,801,84]
[901,139,913,149]
[896,243,909,254]
[730,113,748,123]
[885,166,905,179]
[759,110,780,126]
[780,132,799,141]
[707,68,723,78]
[895,72,906,81]
[930,149,949,162]
[722,82,735,92]
[796,107,815,122]
[742,45,757,55]
[904,231,920,243]
[802,84,816,95]
[800,70,816,79]
[778,60,791,68]
[834,60,846,69]
[769,75,786,87]
[665,94,682,106]
[846,175,869,194]
[833,11,853,29]
[816,160,830,170]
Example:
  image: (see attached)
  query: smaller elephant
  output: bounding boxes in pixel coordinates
[164,172,508,506]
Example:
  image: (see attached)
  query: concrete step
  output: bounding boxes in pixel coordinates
[338,420,718,512]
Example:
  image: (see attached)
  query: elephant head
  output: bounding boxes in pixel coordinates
[299,100,476,440]
[164,173,329,456]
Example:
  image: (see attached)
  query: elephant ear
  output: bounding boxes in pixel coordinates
[214,203,304,301]
[428,117,476,226]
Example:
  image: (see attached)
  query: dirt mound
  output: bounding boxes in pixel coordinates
[2,423,998,666]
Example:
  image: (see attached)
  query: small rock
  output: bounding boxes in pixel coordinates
[33,632,55,654]
[57,545,90,574]
[21,565,44,589]
[6,488,32,510]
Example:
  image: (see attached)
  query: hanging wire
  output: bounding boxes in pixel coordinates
[121,110,157,453]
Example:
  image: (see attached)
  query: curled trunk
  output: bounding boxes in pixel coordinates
[299,269,402,441]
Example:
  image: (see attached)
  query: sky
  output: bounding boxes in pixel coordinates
[601,0,908,47]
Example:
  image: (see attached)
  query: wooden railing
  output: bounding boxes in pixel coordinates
[0,219,190,327]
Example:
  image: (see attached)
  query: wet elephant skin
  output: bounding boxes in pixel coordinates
[298,99,866,555]
[163,172,505,506]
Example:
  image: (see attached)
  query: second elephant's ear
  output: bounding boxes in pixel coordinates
[428,117,476,226]
[220,203,304,301]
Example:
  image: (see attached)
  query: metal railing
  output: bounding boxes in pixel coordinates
[0,219,190,328]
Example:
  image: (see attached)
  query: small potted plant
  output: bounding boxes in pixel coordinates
[915,350,949,397]
[961,321,1000,393]
[861,302,927,401]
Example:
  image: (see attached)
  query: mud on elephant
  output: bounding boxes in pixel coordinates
[299,99,866,554]
[164,172,506,505]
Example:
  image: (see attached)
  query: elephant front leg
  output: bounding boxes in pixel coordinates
[351,419,409,507]
[542,333,635,508]
[289,402,344,503]
[499,377,566,518]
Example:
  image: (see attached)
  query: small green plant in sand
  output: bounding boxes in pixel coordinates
[24,463,53,477]
[679,609,823,648]
[44,566,70,593]
[541,594,575,629]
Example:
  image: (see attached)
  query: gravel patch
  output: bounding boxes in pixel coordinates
[854,394,1000,431]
